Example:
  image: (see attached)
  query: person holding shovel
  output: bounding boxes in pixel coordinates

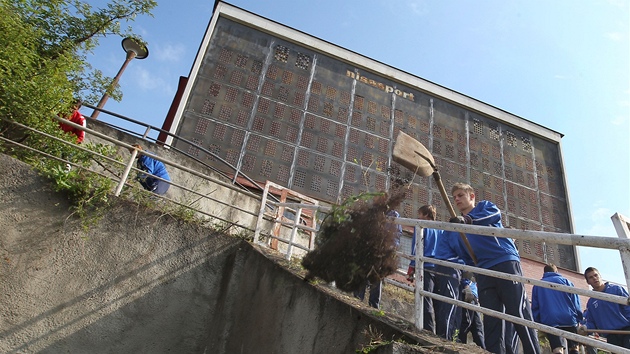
[448,182,541,354]
[578,267,630,349]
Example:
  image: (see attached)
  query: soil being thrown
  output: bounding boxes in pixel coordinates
[301,188,406,292]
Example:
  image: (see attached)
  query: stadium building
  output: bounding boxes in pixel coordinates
[161,1,580,274]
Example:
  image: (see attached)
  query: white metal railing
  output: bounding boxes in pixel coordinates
[4,116,630,353]
[255,181,630,353]
[2,117,271,235]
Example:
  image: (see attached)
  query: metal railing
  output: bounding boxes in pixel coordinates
[254,191,630,353]
[3,112,630,353]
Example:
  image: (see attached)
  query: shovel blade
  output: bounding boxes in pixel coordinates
[392,131,435,177]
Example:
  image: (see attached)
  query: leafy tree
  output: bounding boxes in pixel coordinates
[0,0,156,147]
[0,0,156,222]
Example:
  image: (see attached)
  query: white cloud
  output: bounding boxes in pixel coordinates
[406,0,429,16]
[129,67,174,94]
[578,205,617,237]
[154,43,186,63]
[590,206,613,222]
[606,0,628,9]
[605,31,624,42]
[611,113,629,125]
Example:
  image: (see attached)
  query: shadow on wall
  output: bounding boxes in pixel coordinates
[1,154,445,354]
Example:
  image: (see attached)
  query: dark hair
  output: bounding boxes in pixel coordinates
[544,264,557,273]
[418,205,436,220]
[583,267,599,280]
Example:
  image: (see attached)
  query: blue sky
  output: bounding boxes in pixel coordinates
[85,0,629,285]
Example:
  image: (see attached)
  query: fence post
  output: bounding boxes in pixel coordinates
[611,212,630,290]
[254,182,272,245]
[414,225,425,331]
[115,148,138,196]
[285,207,303,260]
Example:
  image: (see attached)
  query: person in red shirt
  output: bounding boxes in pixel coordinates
[59,99,86,143]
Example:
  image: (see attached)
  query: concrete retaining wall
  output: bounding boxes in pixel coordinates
[0,154,479,353]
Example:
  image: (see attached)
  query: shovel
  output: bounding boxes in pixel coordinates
[392,131,478,265]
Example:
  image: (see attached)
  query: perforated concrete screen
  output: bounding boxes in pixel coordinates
[170,3,577,270]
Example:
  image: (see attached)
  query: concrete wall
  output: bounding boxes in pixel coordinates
[83,119,312,251]
[0,154,479,353]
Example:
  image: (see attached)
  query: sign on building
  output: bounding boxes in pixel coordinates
[166,2,578,271]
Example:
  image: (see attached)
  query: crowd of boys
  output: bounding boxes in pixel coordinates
[399,182,630,354]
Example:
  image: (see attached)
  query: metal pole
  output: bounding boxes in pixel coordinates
[115,147,137,196]
[285,207,303,260]
[611,212,630,290]
[414,226,425,331]
[92,50,137,119]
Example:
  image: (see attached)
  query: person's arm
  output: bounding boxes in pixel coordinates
[611,285,630,320]
[451,232,474,265]
[531,287,540,322]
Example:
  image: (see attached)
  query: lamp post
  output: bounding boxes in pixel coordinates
[92,37,149,119]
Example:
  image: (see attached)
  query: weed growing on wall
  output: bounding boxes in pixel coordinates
[35,142,120,229]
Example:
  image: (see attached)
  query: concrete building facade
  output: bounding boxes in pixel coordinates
[162,1,579,272]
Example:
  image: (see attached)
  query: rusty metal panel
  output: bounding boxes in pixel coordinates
[172,16,576,270]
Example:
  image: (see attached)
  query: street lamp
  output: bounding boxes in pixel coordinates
[92,37,149,119]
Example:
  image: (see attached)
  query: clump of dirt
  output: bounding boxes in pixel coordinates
[301,186,406,292]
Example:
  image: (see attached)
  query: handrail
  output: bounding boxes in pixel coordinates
[4,113,630,353]
[82,103,275,200]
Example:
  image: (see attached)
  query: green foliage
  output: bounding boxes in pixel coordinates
[0,0,156,227]
[0,0,156,142]
[35,142,120,229]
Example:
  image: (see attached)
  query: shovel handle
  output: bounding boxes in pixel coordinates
[586,328,630,335]
[432,171,478,265]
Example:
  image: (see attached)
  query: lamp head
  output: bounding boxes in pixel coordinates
[121,37,149,60]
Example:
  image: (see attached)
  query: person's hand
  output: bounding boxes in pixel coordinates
[406,265,415,282]
[577,325,588,335]
[449,215,472,224]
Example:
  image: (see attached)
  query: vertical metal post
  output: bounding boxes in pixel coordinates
[142,126,152,139]
[414,225,425,331]
[611,212,630,289]
[254,182,272,245]
[115,148,137,196]
[285,207,303,260]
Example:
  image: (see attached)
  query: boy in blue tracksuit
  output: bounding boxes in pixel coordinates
[131,144,171,195]
[432,206,471,341]
[449,182,541,354]
[532,264,582,354]
[407,205,441,333]
[578,267,630,349]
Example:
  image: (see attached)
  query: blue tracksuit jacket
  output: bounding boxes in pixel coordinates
[409,227,441,268]
[137,154,171,191]
[456,200,520,268]
[585,282,630,335]
[434,227,469,264]
[531,272,583,327]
